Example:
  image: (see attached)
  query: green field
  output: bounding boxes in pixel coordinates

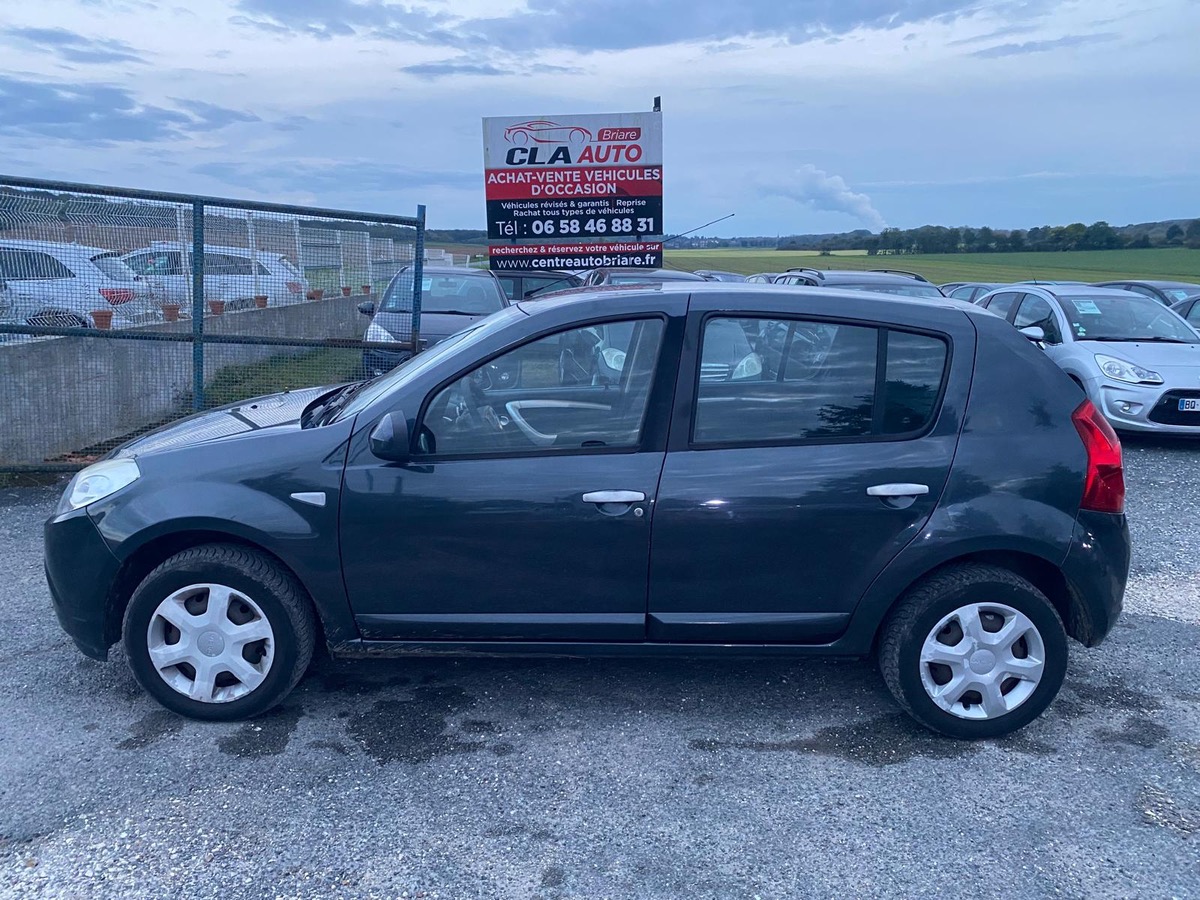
[665,248,1200,284]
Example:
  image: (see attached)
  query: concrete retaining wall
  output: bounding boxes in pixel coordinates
[0,295,370,464]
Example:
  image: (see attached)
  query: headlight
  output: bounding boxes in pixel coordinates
[57,458,140,514]
[1094,354,1163,385]
[365,321,397,344]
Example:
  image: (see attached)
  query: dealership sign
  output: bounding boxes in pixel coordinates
[482,111,663,268]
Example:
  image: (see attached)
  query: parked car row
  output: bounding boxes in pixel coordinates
[0,238,316,330]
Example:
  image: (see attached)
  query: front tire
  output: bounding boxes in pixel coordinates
[878,564,1068,739]
[122,544,315,721]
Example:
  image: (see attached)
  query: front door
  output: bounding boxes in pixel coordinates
[649,310,972,644]
[340,316,676,642]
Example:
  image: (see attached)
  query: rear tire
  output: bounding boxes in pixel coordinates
[122,544,315,721]
[878,564,1068,739]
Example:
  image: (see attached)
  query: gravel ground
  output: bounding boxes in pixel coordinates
[1,438,1198,899]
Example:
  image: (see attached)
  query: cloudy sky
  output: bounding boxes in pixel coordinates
[0,0,1196,236]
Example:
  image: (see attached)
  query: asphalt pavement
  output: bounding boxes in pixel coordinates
[1,438,1198,899]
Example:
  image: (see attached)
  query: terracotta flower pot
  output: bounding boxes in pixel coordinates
[341,286,352,297]
[162,303,181,322]
[90,309,114,330]
[313,288,325,300]
[361,284,372,294]
[254,295,269,309]
[306,290,317,300]
[208,299,226,316]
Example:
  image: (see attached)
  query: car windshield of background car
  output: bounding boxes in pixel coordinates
[1065,295,1200,342]
[381,274,505,315]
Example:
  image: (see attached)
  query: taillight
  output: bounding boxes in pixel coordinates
[286,281,302,294]
[99,288,135,305]
[1071,399,1124,514]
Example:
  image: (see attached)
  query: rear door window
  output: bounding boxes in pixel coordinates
[691,316,948,446]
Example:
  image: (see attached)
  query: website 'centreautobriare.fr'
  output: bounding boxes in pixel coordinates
[492,253,660,270]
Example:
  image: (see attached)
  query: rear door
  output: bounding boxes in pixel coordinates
[647,293,974,644]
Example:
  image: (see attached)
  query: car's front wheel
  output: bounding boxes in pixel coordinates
[122,544,315,721]
[878,564,1068,738]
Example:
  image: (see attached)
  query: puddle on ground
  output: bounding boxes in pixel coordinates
[346,684,487,764]
[217,705,304,758]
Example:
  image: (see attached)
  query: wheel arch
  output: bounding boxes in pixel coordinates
[104,530,326,651]
[868,549,1078,652]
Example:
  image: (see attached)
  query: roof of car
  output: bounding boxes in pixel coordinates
[140,241,289,261]
[1098,280,1200,289]
[491,268,576,277]
[1015,285,1146,300]
[598,268,706,281]
[407,265,497,276]
[0,238,112,258]
[785,269,934,285]
[521,279,976,314]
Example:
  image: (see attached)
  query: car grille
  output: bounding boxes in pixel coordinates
[1148,390,1200,426]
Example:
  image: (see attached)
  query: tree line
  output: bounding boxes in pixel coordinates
[779,220,1200,255]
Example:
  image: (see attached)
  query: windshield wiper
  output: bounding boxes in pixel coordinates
[304,381,367,427]
[1127,336,1190,343]
[427,310,482,316]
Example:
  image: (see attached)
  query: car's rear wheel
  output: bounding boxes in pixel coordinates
[878,564,1068,738]
[122,544,315,721]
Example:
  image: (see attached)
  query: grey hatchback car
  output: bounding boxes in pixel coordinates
[46,284,1128,738]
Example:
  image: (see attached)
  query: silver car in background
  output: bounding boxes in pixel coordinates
[977,284,1200,433]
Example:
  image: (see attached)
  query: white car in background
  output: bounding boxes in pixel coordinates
[121,243,309,310]
[0,239,159,327]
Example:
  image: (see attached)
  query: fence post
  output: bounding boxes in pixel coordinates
[411,204,425,352]
[191,200,205,410]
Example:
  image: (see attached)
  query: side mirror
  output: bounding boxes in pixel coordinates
[368,411,409,463]
[1019,325,1046,342]
[358,300,376,316]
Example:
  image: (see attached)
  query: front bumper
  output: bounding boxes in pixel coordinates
[1092,380,1200,434]
[1060,509,1129,647]
[44,507,121,660]
[361,347,412,379]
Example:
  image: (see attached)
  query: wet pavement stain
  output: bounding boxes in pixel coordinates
[1096,716,1170,749]
[314,669,412,696]
[1062,676,1163,718]
[217,705,304,758]
[116,709,183,751]
[346,684,484,764]
[462,719,498,735]
[690,715,978,767]
[540,866,565,888]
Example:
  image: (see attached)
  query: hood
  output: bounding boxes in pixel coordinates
[1077,340,1200,372]
[375,309,492,343]
[114,385,333,458]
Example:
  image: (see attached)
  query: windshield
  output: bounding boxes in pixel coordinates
[380,270,505,315]
[91,253,138,282]
[837,282,944,298]
[335,318,501,421]
[1064,294,1199,342]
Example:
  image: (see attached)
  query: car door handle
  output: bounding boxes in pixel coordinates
[583,490,646,504]
[866,483,929,498]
